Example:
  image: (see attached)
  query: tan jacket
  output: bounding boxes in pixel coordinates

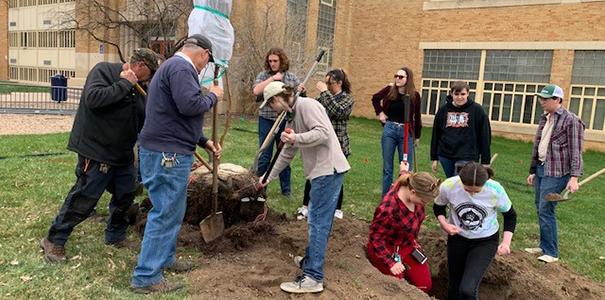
[268,97,351,181]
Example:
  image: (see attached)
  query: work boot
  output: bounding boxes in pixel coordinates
[280,275,323,294]
[165,260,197,273]
[106,239,138,250]
[131,279,184,294]
[40,238,66,263]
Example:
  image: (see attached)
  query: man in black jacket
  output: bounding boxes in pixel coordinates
[40,48,160,263]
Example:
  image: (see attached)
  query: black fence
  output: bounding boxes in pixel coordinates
[0,82,81,115]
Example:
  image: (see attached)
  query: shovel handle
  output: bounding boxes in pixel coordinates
[578,167,605,186]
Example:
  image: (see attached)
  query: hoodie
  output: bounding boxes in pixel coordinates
[430,95,491,164]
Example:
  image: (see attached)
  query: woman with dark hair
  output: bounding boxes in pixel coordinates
[433,162,517,300]
[297,69,354,220]
[371,67,422,196]
[252,48,302,197]
[367,162,440,293]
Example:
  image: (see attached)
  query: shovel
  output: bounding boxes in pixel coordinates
[200,66,224,243]
[544,167,605,202]
[402,94,411,167]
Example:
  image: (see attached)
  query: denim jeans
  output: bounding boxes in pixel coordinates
[299,172,344,282]
[131,146,193,288]
[438,156,470,178]
[257,116,291,195]
[533,164,569,258]
[381,121,414,196]
[47,155,136,246]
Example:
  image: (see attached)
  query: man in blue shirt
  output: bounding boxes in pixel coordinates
[131,34,223,294]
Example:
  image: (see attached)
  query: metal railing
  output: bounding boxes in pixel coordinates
[0,82,81,115]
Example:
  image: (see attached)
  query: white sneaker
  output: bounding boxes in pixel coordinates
[538,255,559,263]
[524,248,543,254]
[296,206,308,220]
[293,256,304,268]
[280,275,323,294]
[240,197,251,203]
[256,196,266,202]
[334,209,343,219]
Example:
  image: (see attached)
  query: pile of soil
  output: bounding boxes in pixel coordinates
[132,163,605,299]
[182,213,605,299]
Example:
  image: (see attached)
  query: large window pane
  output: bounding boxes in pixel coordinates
[572,51,605,85]
[422,50,481,80]
[484,50,552,83]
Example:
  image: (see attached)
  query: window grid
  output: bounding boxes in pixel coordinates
[484,50,552,83]
[482,81,545,125]
[286,0,308,65]
[569,85,605,131]
[8,0,73,7]
[421,79,478,115]
[317,0,336,68]
[422,50,481,80]
[572,51,605,86]
[8,66,75,83]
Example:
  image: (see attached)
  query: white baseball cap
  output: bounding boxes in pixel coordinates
[259,81,285,109]
[536,84,564,99]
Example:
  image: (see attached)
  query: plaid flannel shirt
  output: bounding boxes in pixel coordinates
[317,90,354,156]
[368,182,425,269]
[529,107,585,177]
[254,70,300,120]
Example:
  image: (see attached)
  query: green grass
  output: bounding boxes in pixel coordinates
[1,116,604,299]
[0,83,50,94]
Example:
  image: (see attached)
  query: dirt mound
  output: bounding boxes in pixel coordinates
[180,212,605,299]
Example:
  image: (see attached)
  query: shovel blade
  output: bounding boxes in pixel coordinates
[200,211,225,243]
[544,190,570,202]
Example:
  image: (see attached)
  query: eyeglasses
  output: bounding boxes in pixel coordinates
[394,75,407,80]
[268,59,279,63]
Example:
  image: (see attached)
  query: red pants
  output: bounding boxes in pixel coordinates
[367,244,432,293]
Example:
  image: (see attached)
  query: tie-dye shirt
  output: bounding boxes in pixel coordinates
[434,176,512,239]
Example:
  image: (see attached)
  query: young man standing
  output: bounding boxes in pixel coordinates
[525,84,584,263]
[258,81,350,294]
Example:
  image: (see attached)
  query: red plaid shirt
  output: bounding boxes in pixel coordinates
[368,183,425,269]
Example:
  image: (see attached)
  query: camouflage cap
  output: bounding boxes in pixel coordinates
[131,48,161,73]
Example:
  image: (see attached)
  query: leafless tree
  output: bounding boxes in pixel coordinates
[58,0,191,62]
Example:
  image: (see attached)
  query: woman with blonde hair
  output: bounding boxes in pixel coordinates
[367,162,440,293]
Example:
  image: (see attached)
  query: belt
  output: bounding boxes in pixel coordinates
[387,121,406,127]
[538,160,545,165]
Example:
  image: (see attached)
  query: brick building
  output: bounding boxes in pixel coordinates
[2,0,605,148]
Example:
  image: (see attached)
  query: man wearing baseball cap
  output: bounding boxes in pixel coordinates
[131,33,223,294]
[525,84,585,263]
[40,48,161,263]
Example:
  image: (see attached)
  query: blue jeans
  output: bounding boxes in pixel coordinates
[438,156,470,178]
[381,121,414,196]
[257,116,291,195]
[533,164,569,258]
[131,146,193,288]
[300,172,344,282]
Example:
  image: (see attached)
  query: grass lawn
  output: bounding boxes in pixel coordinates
[0,83,50,94]
[1,116,604,299]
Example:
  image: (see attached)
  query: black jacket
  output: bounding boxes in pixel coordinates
[68,62,145,166]
[430,95,491,164]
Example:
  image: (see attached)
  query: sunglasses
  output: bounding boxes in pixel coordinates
[394,75,407,80]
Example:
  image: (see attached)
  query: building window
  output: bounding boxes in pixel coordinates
[569,51,605,131]
[10,32,19,47]
[423,50,481,80]
[422,49,553,126]
[317,0,336,71]
[484,50,552,83]
[286,0,308,65]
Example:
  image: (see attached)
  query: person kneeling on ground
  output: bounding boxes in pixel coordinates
[434,162,517,300]
[258,81,350,294]
[367,161,440,293]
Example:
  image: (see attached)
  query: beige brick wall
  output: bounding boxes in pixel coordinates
[346,1,605,118]
[0,2,7,81]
